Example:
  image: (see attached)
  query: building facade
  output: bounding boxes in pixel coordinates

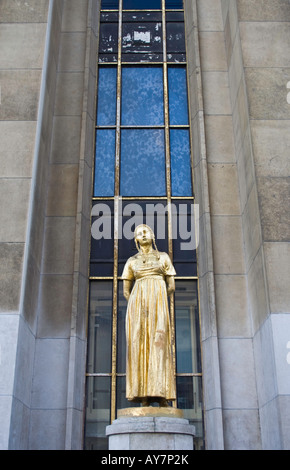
[0,0,289,450]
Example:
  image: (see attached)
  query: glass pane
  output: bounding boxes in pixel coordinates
[123,11,162,21]
[85,376,111,450]
[166,0,183,8]
[121,67,164,125]
[122,22,163,59]
[123,0,161,8]
[117,281,127,374]
[99,22,118,54]
[175,280,200,374]
[120,129,166,196]
[166,22,185,54]
[168,67,188,125]
[90,201,114,277]
[172,201,197,262]
[87,282,113,374]
[101,0,119,8]
[177,376,205,450]
[116,376,141,411]
[94,130,115,197]
[170,129,192,196]
[97,68,117,126]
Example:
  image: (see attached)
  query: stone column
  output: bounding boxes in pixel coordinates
[106,408,195,451]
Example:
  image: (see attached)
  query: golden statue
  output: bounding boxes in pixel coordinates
[122,224,176,407]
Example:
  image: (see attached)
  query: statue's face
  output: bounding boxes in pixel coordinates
[135,226,153,246]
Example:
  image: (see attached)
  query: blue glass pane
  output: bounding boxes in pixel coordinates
[168,67,188,125]
[166,0,183,8]
[170,129,192,196]
[123,0,161,8]
[97,68,117,126]
[94,130,115,197]
[120,129,166,196]
[121,67,164,125]
[101,0,119,8]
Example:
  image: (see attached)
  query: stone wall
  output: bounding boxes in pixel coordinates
[3,0,99,450]
[0,0,50,450]
[237,0,290,449]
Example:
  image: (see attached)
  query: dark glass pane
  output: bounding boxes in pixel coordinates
[96,67,117,126]
[123,11,162,22]
[120,129,166,196]
[177,376,205,450]
[175,264,197,277]
[90,201,114,277]
[99,54,118,63]
[168,67,188,124]
[87,282,113,373]
[123,0,161,8]
[172,200,197,276]
[85,376,110,450]
[166,0,183,8]
[100,12,119,21]
[122,53,163,62]
[99,22,118,54]
[167,53,186,63]
[116,376,140,411]
[121,67,164,125]
[175,280,200,374]
[170,129,192,196]
[166,22,185,53]
[122,22,163,58]
[94,130,115,197]
[117,282,127,374]
[101,0,119,8]
[166,11,184,20]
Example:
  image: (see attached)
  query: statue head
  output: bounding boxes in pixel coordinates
[134,224,160,259]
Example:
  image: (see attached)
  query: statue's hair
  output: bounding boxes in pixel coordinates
[134,224,160,261]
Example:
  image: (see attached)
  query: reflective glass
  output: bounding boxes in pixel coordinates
[85,376,110,450]
[170,129,192,196]
[94,130,115,197]
[117,282,127,374]
[166,0,183,9]
[175,281,200,374]
[123,0,161,8]
[116,376,140,411]
[87,282,113,373]
[101,0,118,8]
[122,22,163,60]
[168,67,188,125]
[90,201,114,277]
[121,67,164,125]
[176,376,205,450]
[97,68,117,126]
[99,22,118,55]
[120,129,166,196]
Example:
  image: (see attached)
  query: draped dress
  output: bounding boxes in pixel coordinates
[122,251,176,402]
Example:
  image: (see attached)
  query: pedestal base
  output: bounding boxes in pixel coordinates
[106,408,195,450]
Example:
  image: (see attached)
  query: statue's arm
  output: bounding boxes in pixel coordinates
[166,275,175,296]
[123,279,133,301]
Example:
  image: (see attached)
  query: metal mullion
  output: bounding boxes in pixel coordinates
[110,0,123,425]
[162,0,177,408]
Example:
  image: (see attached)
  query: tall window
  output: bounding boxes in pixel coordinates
[85,0,204,450]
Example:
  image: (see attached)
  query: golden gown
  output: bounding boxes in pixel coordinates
[122,251,176,402]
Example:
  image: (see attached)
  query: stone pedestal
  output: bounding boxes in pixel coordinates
[106,407,195,450]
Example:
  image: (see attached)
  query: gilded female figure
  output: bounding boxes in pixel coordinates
[122,224,176,407]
